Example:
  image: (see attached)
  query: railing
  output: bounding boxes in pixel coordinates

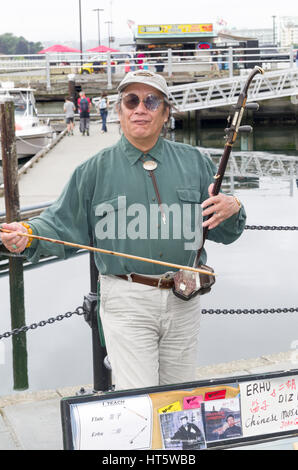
[91,68,298,121]
[167,68,298,112]
[0,46,297,90]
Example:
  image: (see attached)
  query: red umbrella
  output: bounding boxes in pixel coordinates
[38,44,81,54]
[86,45,119,53]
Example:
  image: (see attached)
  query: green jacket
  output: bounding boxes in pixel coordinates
[25,135,246,275]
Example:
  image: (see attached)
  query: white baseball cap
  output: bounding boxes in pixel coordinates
[117,70,169,98]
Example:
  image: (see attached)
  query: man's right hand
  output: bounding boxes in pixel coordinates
[0,222,29,253]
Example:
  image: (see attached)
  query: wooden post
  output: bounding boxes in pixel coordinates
[0,97,28,390]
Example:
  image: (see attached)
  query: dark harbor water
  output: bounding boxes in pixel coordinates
[1,118,298,396]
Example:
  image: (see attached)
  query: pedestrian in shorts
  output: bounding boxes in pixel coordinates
[63,96,75,135]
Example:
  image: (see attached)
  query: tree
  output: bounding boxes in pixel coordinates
[28,41,43,54]
[15,37,29,55]
[0,33,43,55]
[0,33,17,54]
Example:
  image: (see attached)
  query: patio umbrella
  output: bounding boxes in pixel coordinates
[38,44,81,53]
[86,45,119,53]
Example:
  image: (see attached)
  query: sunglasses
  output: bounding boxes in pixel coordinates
[121,93,166,111]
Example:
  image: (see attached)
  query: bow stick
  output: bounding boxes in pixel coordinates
[0,227,216,276]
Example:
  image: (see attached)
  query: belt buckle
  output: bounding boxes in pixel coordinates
[158,272,173,288]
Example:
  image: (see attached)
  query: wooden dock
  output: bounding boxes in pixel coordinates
[0,121,120,214]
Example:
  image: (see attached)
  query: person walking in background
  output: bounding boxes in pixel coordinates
[124,59,131,73]
[143,58,149,71]
[63,96,75,135]
[77,91,91,136]
[136,52,145,69]
[97,92,109,134]
[130,56,136,71]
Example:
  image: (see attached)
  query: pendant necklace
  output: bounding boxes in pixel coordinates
[141,157,166,224]
[142,160,158,171]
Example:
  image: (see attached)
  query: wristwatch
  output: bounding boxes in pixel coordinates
[233,195,242,210]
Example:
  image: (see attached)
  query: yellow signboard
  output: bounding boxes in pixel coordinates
[138,24,213,36]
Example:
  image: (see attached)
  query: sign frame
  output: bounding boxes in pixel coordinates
[60,369,298,450]
[136,24,215,39]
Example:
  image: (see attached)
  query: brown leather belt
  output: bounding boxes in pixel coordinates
[116,273,174,289]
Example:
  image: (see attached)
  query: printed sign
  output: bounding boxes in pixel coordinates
[159,409,206,450]
[240,375,298,437]
[61,372,298,450]
[183,395,203,410]
[204,397,242,442]
[158,401,182,414]
[137,24,213,36]
[205,389,226,401]
[70,395,152,450]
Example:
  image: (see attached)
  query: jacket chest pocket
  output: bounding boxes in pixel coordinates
[176,188,203,251]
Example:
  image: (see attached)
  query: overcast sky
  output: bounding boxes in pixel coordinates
[2,0,298,45]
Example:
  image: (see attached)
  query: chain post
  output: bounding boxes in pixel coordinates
[0,97,28,391]
[83,249,112,393]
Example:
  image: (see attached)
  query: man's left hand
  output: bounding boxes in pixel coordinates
[201,184,240,230]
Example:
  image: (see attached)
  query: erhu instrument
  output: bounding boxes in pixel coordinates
[173,66,265,301]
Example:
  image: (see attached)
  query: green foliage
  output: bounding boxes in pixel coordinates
[0,33,43,55]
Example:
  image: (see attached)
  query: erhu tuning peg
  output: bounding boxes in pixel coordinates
[224,125,253,134]
[245,102,259,111]
[238,125,253,133]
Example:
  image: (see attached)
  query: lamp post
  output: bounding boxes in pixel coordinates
[93,8,104,46]
[78,0,83,63]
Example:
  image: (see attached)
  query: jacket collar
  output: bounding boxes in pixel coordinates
[120,134,164,166]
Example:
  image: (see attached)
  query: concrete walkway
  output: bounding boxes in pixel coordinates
[0,350,297,450]
[0,121,120,212]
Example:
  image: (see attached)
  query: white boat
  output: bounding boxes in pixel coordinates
[0,82,56,159]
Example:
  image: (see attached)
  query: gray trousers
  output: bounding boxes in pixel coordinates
[79,117,89,133]
[99,274,201,390]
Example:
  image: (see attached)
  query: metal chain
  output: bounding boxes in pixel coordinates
[245,225,298,231]
[1,305,298,341]
[202,307,298,315]
[0,306,85,340]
